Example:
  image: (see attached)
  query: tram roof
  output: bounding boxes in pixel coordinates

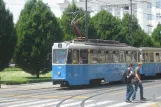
[139,47,161,51]
[68,43,139,51]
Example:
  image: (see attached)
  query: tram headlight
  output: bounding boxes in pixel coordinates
[58,72,61,76]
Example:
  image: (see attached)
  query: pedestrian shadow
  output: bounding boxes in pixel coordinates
[132,99,151,103]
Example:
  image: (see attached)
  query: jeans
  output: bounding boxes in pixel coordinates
[126,84,134,100]
[132,82,144,100]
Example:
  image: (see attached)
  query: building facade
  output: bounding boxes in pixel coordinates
[58,0,161,35]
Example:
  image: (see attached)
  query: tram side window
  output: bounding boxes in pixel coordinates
[149,53,154,62]
[143,53,149,62]
[156,53,160,62]
[143,53,146,62]
[73,49,79,64]
[138,52,142,62]
[120,51,125,63]
[113,51,119,63]
[80,49,88,64]
[126,51,132,63]
[89,50,98,64]
[67,49,72,64]
[160,53,161,62]
[132,51,137,62]
[106,51,113,63]
[98,50,106,63]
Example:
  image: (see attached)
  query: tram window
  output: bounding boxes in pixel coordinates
[113,51,119,63]
[144,53,149,62]
[73,49,79,64]
[156,53,160,62]
[106,51,113,63]
[159,53,161,62]
[80,49,88,64]
[138,52,142,62]
[143,53,145,62]
[132,51,137,62]
[98,50,106,63]
[143,53,149,62]
[126,51,132,63]
[89,50,98,64]
[119,51,125,63]
[67,49,72,64]
[53,49,67,64]
[149,53,154,62]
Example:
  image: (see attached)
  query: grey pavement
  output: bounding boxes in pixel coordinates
[0,82,60,91]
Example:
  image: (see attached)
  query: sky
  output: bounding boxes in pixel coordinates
[4,0,64,23]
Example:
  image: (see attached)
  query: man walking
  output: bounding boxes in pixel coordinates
[125,63,135,103]
[132,62,146,101]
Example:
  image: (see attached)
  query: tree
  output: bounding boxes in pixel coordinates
[60,3,86,40]
[90,10,121,40]
[118,14,154,47]
[14,0,63,77]
[0,0,17,71]
[151,23,161,47]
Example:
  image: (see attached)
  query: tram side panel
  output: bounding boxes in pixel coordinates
[66,64,89,85]
[52,65,66,84]
[141,63,156,76]
[65,63,126,85]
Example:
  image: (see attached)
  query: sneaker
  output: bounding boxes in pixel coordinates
[125,99,132,103]
[132,99,135,102]
[140,97,146,100]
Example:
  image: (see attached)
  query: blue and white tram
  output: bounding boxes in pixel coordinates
[139,47,161,77]
[52,40,140,86]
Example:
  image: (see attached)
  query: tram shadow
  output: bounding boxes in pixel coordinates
[142,76,161,83]
[57,81,125,90]
[57,77,160,90]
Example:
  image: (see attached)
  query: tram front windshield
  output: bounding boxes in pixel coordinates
[53,49,67,64]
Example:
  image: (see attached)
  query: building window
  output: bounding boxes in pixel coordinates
[147,14,152,20]
[107,5,112,13]
[156,2,160,8]
[147,3,152,8]
[156,13,161,20]
[88,6,91,11]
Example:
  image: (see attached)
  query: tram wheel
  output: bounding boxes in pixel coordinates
[156,73,161,78]
[141,74,145,80]
[89,79,101,86]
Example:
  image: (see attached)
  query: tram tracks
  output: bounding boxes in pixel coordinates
[56,79,161,107]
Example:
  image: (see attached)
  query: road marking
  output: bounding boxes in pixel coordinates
[60,100,93,107]
[134,101,153,107]
[85,101,114,107]
[74,96,88,98]
[27,100,61,107]
[3,94,88,99]
[107,84,161,96]
[157,96,161,99]
[7,99,58,107]
[105,102,130,107]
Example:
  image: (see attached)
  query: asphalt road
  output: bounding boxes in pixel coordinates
[0,79,161,107]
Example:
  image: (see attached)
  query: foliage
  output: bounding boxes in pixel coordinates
[151,23,161,47]
[89,10,121,40]
[14,0,63,77]
[60,3,86,40]
[0,0,17,71]
[118,14,155,47]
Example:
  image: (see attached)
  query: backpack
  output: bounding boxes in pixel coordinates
[122,68,130,84]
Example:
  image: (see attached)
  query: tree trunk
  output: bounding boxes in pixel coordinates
[36,71,39,78]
